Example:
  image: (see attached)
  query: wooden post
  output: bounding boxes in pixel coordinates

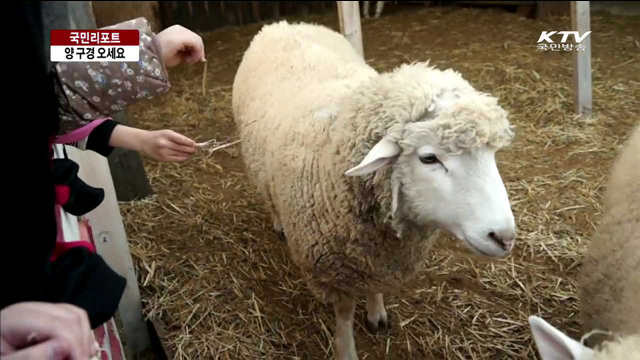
[67,146,152,355]
[337,1,364,58]
[571,1,592,116]
[251,1,261,22]
[536,1,571,19]
[159,1,175,28]
[204,1,210,15]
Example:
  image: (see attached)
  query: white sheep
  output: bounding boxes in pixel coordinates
[529,125,640,360]
[529,316,640,360]
[232,21,517,360]
[579,124,640,347]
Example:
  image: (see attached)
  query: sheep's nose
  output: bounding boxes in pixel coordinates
[488,229,516,251]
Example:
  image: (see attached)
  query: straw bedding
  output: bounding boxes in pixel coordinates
[120,5,640,359]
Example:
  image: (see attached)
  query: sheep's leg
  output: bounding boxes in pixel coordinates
[268,207,286,242]
[363,1,370,19]
[374,1,384,18]
[365,293,389,333]
[270,209,282,233]
[333,295,358,360]
[260,185,282,233]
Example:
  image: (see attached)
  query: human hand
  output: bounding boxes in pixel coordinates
[141,129,197,162]
[1,302,99,360]
[156,25,206,67]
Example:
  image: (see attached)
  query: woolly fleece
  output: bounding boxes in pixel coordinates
[579,124,640,347]
[232,21,515,302]
[588,334,640,360]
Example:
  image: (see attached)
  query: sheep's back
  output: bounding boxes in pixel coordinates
[232,21,376,134]
[579,125,640,346]
[231,21,378,226]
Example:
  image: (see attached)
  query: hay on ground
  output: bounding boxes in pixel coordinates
[120,6,640,359]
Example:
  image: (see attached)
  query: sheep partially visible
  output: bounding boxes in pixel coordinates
[529,125,640,360]
[233,21,517,360]
[529,316,640,360]
[579,124,640,347]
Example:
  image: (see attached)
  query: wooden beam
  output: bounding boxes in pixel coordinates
[67,146,151,354]
[40,2,152,355]
[251,1,261,22]
[536,1,570,19]
[187,1,194,17]
[571,1,592,116]
[337,1,364,58]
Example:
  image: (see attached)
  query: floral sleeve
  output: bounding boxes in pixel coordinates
[53,17,170,136]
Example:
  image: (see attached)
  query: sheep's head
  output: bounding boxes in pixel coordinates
[527,315,640,360]
[345,63,516,258]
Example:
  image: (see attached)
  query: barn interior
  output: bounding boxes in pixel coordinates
[84,1,640,359]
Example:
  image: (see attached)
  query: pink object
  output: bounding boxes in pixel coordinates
[52,207,96,260]
[50,240,96,261]
[55,118,110,144]
[94,318,126,360]
[55,185,71,205]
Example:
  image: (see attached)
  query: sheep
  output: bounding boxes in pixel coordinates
[529,125,640,360]
[529,316,640,360]
[232,21,517,360]
[579,124,640,347]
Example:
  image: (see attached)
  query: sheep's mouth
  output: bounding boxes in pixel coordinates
[464,238,506,258]
[464,240,491,256]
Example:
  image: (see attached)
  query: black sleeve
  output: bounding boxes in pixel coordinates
[3,2,60,307]
[4,3,126,329]
[86,119,120,157]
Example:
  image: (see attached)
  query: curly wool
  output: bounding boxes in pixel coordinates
[233,21,514,302]
[587,334,640,360]
[579,124,640,348]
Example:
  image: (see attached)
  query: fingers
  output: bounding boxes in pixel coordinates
[165,155,190,162]
[158,24,206,66]
[57,304,93,359]
[179,26,205,63]
[1,337,16,354]
[182,40,205,64]
[164,130,196,149]
[38,303,92,360]
[169,143,197,154]
[162,150,190,162]
[4,339,69,360]
[163,131,197,155]
[1,302,95,360]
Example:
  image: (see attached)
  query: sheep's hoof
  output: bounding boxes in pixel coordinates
[365,315,391,334]
[276,231,286,243]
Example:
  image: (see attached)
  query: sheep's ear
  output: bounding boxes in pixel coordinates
[528,316,594,360]
[345,138,401,176]
[391,175,401,217]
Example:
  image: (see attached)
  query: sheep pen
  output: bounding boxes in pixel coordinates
[119,5,639,360]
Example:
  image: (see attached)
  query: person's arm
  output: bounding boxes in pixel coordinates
[53,17,172,136]
[52,18,205,137]
[58,119,196,162]
[108,125,196,162]
[52,19,203,159]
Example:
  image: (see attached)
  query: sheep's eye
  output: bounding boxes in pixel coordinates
[419,154,438,164]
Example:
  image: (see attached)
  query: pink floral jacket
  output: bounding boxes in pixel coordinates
[52,17,170,155]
